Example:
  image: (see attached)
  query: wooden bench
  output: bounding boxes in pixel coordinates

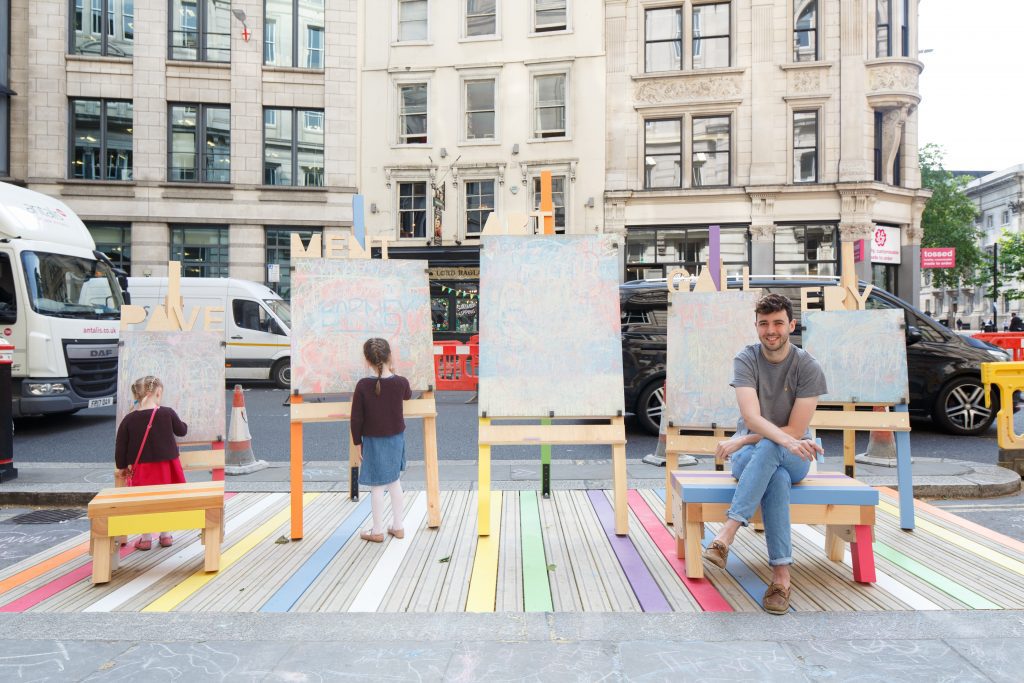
[87,481,225,584]
[671,471,878,584]
[179,445,226,480]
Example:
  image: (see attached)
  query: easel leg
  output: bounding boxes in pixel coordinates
[612,421,628,535]
[423,408,441,528]
[894,403,915,530]
[478,418,491,536]
[541,418,551,499]
[289,397,304,541]
[664,451,675,525]
[843,404,855,477]
[850,524,877,583]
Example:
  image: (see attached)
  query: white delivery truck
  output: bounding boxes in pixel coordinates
[127,277,291,388]
[0,181,124,417]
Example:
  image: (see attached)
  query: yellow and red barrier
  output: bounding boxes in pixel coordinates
[974,332,1024,361]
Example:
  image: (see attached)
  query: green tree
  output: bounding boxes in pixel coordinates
[997,230,1024,301]
[920,144,984,291]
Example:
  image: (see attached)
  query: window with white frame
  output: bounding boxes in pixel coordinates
[533,73,566,138]
[1002,210,1010,225]
[534,0,567,33]
[532,175,567,233]
[986,214,994,229]
[398,181,428,238]
[305,26,323,68]
[645,7,682,72]
[794,0,817,62]
[644,118,682,189]
[465,180,495,235]
[793,110,818,183]
[398,0,428,41]
[398,83,428,144]
[692,115,730,187]
[466,0,497,37]
[465,79,495,140]
[692,3,730,69]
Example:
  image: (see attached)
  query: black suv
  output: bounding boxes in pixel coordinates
[621,276,1013,437]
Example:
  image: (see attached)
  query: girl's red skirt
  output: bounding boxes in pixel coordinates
[131,458,185,486]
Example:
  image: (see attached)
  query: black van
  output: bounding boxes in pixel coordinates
[621,276,1013,437]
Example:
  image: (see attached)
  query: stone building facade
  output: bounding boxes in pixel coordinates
[2,0,356,298]
[605,0,930,305]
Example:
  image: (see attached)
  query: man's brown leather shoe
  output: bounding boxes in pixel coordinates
[702,540,729,569]
[762,583,791,615]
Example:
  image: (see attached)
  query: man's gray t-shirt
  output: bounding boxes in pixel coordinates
[730,344,828,437]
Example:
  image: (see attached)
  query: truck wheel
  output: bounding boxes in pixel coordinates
[271,359,291,390]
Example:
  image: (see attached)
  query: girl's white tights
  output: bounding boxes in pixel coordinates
[370,480,405,534]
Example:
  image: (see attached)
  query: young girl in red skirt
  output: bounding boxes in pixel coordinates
[114,375,189,550]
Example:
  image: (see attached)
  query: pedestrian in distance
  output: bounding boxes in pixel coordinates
[351,338,412,543]
[703,293,828,615]
[957,318,964,330]
[1010,313,1024,332]
[114,375,188,550]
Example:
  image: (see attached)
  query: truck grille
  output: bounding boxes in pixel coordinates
[63,340,119,398]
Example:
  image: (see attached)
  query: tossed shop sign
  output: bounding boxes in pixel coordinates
[921,247,956,269]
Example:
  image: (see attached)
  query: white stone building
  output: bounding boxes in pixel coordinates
[920,164,1024,329]
[358,0,607,339]
[606,0,930,306]
[2,0,357,298]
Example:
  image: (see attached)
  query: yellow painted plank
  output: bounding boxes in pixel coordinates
[108,510,207,536]
[141,493,319,612]
[878,501,1024,577]
[466,491,502,612]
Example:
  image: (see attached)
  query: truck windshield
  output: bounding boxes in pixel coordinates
[20,251,124,319]
[265,298,291,329]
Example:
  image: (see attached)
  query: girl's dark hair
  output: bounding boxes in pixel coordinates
[363,338,392,395]
[755,293,794,321]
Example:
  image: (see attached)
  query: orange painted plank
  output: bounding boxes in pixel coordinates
[0,542,91,595]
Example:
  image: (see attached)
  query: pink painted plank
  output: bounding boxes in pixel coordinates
[627,490,733,612]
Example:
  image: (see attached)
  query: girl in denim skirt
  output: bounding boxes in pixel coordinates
[351,338,412,542]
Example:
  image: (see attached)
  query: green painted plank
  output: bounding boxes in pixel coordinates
[520,491,554,612]
[874,542,1000,610]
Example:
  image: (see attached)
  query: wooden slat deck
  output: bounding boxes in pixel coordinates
[1,489,1022,614]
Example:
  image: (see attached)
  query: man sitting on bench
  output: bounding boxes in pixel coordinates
[702,293,828,614]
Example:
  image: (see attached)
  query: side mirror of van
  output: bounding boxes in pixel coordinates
[906,325,923,345]
[269,319,285,336]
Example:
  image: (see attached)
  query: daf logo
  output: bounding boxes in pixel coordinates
[90,349,115,358]
[66,344,118,360]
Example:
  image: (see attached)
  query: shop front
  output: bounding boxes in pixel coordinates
[380,245,481,342]
[623,224,751,281]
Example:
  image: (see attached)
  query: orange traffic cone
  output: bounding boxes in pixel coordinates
[225,385,268,475]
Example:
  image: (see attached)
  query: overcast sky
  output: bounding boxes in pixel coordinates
[918,0,1024,172]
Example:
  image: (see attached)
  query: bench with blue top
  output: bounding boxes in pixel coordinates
[671,470,878,584]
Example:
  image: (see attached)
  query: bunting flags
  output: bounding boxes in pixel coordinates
[439,285,478,300]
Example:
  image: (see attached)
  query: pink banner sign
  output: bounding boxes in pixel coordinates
[921,247,956,269]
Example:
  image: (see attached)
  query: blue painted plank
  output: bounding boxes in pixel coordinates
[260,496,372,612]
[677,485,878,506]
[352,194,366,249]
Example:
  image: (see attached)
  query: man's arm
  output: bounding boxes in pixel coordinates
[736,387,822,461]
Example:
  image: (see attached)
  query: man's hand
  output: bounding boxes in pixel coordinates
[782,437,823,462]
[715,438,746,462]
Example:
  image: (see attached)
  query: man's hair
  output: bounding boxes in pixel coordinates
[755,293,793,321]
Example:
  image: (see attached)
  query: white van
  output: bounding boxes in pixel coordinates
[127,277,291,388]
[0,181,124,417]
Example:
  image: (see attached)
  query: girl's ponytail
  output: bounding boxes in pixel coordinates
[362,338,392,396]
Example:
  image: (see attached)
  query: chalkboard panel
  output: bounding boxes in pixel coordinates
[665,290,761,428]
[803,308,909,404]
[117,330,226,443]
[478,235,624,418]
[290,259,434,394]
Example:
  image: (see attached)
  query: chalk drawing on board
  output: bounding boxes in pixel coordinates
[802,308,909,404]
[478,235,624,418]
[665,290,761,428]
[290,259,434,394]
[117,330,226,443]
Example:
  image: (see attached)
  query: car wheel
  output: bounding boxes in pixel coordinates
[636,380,665,436]
[933,376,996,436]
[271,359,291,390]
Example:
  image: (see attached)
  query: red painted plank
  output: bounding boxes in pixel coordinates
[626,490,733,612]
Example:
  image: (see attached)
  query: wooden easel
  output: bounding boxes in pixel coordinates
[477,415,629,535]
[661,260,756,523]
[119,261,227,473]
[804,241,915,530]
[287,234,441,540]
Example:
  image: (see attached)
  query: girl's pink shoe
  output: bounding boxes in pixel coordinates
[134,538,152,551]
[159,534,173,548]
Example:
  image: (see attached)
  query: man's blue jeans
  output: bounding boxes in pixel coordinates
[727,439,811,566]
